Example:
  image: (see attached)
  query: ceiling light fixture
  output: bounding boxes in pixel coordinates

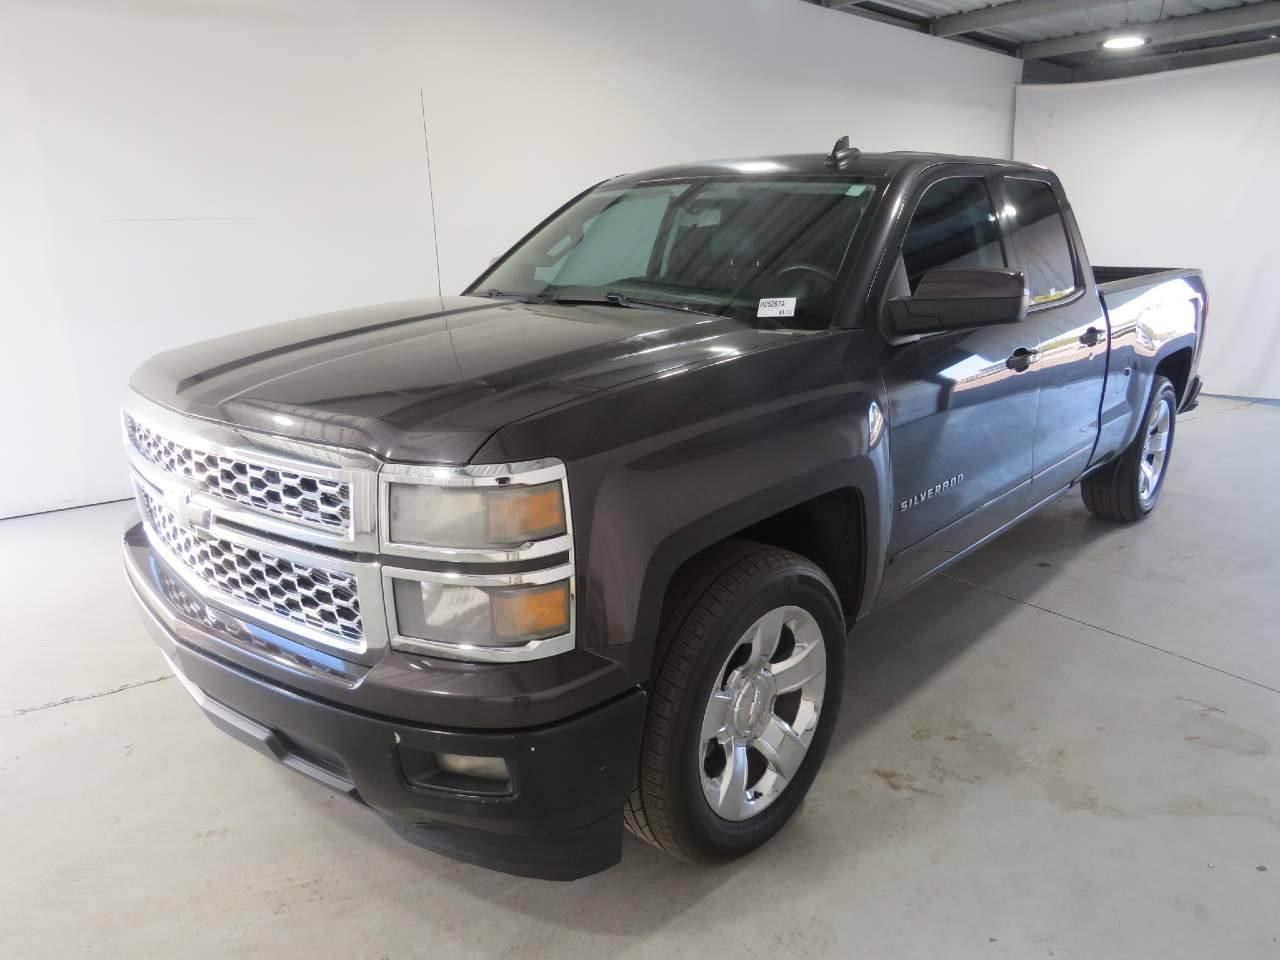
[1101,34,1149,50]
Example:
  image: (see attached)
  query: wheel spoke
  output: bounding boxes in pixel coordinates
[1146,431,1167,455]
[699,604,829,822]
[713,743,750,819]
[754,715,807,782]
[770,640,826,695]
[701,690,733,743]
[748,607,789,663]
[1140,460,1156,494]
[1154,402,1171,433]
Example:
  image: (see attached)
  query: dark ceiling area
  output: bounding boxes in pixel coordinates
[806,0,1280,81]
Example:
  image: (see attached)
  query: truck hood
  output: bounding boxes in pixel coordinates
[131,295,788,463]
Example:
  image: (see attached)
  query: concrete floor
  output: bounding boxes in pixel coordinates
[3,395,1277,958]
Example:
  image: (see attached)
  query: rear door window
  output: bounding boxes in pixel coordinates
[1003,178,1078,305]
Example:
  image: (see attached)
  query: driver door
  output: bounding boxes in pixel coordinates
[876,172,1041,602]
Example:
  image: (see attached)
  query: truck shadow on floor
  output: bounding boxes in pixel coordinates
[835,495,1126,740]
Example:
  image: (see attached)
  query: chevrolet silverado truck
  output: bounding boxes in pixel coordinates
[122,141,1205,879]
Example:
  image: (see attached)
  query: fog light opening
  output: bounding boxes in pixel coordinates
[436,752,510,781]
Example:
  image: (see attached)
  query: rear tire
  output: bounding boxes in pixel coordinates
[1081,375,1177,522]
[624,540,845,863]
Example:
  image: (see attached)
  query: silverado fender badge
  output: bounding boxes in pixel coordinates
[900,474,964,513]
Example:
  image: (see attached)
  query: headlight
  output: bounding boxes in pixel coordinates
[381,460,570,559]
[389,572,572,652]
[387,480,566,549]
[380,459,575,661]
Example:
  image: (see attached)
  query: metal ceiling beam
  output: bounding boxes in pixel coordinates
[832,3,925,32]
[1069,34,1280,79]
[931,0,1120,38]
[1021,58,1075,83]
[830,2,1017,52]
[1021,1,1280,60]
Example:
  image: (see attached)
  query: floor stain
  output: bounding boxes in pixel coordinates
[873,768,929,794]
[1178,698,1270,757]
[945,717,995,745]
[764,917,836,954]
[1055,786,1127,819]
[889,704,1275,829]
[1173,898,1211,924]
[1177,696,1226,716]
[1189,722,1270,758]
[1147,792,1280,828]
[928,756,982,785]
[1018,746,1068,771]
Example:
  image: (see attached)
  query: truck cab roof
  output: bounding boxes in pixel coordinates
[611,150,1051,185]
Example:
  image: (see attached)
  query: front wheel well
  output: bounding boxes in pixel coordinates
[726,488,865,622]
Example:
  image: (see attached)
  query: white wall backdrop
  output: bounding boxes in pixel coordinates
[0,2,441,518]
[419,0,1021,295]
[0,0,1019,518]
[1014,54,1280,400]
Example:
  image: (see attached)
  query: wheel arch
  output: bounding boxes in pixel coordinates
[627,461,885,683]
[1154,345,1195,406]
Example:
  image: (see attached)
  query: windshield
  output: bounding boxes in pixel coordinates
[471,175,883,329]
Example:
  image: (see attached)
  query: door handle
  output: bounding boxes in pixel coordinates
[1005,347,1037,372]
[1079,326,1102,347]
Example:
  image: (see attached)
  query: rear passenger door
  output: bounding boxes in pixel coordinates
[1001,176,1109,495]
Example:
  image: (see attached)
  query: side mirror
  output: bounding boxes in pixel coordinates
[887,268,1028,336]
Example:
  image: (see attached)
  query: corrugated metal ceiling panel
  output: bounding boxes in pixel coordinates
[862,0,1253,43]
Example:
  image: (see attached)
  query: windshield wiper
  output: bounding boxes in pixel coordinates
[550,290,724,320]
[478,288,549,304]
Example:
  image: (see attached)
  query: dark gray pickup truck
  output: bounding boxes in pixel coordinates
[122,141,1205,879]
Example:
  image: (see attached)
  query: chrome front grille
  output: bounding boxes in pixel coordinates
[123,395,569,663]
[126,414,351,532]
[137,487,363,643]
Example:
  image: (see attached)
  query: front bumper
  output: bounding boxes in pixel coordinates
[124,519,645,880]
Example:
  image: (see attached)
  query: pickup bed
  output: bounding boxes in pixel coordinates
[121,143,1204,879]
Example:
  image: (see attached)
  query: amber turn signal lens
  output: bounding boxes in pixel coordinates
[490,581,570,641]
[485,482,566,544]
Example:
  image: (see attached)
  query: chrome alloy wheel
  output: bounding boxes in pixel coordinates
[698,605,827,822]
[1139,393,1173,505]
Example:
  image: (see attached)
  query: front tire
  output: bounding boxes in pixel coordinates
[1081,375,1177,522]
[624,541,845,863]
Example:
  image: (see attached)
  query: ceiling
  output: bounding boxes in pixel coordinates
[811,0,1280,81]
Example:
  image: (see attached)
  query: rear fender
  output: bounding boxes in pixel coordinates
[1096,273,1204,460]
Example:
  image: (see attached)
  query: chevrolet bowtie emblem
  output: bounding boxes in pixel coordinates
[167,488,212,533]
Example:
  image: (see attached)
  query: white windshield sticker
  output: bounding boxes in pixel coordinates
[757,297,796,318]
